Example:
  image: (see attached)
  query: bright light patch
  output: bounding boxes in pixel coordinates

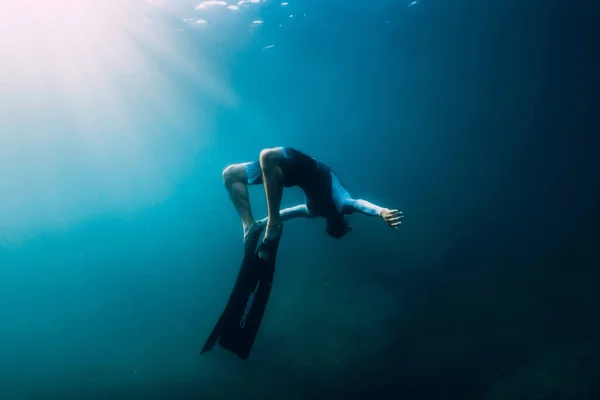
[0,0,237,243]
[197,18,208,23]
[228,5,239,10]
[281,2,288,5]
[249,0,260,3]
[252,20,263,24]
[196,0,227,9]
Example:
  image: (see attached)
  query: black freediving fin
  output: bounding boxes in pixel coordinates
[201,228,282,360]
[216,240,279,359]
[200,224,263,355]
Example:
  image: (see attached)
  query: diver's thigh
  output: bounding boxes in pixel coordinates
[241,161,263,185]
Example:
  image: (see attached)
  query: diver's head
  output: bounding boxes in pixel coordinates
[326,215,352,239]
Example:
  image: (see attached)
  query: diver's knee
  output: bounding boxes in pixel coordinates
[259,148,283,168]
[222,164,245,187]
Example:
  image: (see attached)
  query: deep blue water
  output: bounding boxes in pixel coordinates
[0,0,598,399]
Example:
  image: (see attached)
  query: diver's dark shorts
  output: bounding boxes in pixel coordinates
[242,147,318,188]
[242,147,287,186]
[242,147,351,218]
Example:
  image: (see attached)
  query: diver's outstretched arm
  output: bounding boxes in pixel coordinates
[279,204,315,221]
[343,198,404,230]
[257,204,315,225]
[342,198,384,216]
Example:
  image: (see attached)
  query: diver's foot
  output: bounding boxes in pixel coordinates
[258,222,283,261]
[243,222,265,258]
[264,221,283,241]
[243,221,263,243]
[243,224,251,239]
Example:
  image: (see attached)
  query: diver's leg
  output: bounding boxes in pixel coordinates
[222,163,256,237]
[259,148,285,240]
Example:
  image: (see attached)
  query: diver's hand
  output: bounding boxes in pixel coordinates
[256,217,268,229]
[381,209,404,230]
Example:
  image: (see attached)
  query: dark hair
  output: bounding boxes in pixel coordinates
[326,216,349,239]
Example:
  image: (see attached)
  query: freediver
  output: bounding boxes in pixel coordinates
[222,147,403,260]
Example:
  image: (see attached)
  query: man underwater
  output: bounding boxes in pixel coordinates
[222,147,403,260]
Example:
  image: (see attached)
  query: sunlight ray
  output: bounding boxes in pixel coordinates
[0,0,235,242]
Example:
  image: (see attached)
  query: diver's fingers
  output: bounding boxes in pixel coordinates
[387,215,404,223]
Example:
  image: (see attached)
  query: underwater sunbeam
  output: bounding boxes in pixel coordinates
[0,0,236,243]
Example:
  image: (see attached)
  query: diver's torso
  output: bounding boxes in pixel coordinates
[280,148,344,219]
